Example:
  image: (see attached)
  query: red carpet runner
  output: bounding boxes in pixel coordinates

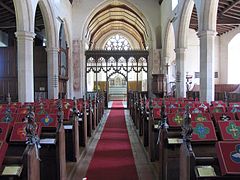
[86,101,138,180]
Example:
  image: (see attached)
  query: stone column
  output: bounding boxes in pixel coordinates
[79,40,86,97]
[175,48,186,97]
[46,48,59,99]
[198,30,216,102]
[15,31,35,102]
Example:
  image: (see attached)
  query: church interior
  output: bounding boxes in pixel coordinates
[0,0,240,179]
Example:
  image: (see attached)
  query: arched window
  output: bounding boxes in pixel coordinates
[104,34,132,51]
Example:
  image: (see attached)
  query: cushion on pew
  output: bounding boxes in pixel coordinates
[35,108,50,115]
[170,107,185,113]
[0,123,10,141]
[63,102,72,110]
[213,112,235,122]
[0,141,8,169]
[167,113,184,127]
[227,107,240,113]
[209,106,225,113]
[17,108,29,114]
[9,122,41,142]
[153,108,161,119]
[191,121,217,142]
[218,121,240,140]
[190,107,204,114]
[16,114,27,122]
[35,114,58,127]
[216,141,240,175]
[0,107,17,114]
[10,102,22,108]
[49,109,71,120]
[229,102,240,107]
[0,104,7,109]
[191,113,211,122]
[0,114,14,124]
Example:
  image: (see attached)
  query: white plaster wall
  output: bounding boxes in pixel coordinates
[214,36,220,84]
[219,26,240,83]
[182,28,220,87]
[185,28,200,88]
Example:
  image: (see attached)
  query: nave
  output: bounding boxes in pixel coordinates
[69,100,157,180]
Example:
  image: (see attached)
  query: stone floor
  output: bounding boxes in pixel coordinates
[67,109,158,180]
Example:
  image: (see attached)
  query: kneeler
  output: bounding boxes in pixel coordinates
[218,121,240,141]
[167,113,184,127]
[191,121,217,142]
[209,106,225,113]
[216,141,240,175]
[10,122,41,142]
[35,114,58,128]
[212,112,236,123]
[191,113,211,122]
[0,113,17,126]
[180,121,218,180]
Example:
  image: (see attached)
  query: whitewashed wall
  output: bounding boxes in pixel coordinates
[219,26,240,83]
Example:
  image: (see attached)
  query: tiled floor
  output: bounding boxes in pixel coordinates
[68,109,158,180]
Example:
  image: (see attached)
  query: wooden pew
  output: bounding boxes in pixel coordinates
[38,98,80,162]
[63,98,80,162]
[39,101,67,180]
[0,109,41,180]
[86,95,92,137]
[77,98,87,147]
[179,107,240,180]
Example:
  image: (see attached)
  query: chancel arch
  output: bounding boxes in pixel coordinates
[83,0,151,109]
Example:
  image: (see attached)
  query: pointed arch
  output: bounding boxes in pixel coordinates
[35,0,58,48]
[82,0,153,50]
[177,0,194,48]
[13,0,32,32]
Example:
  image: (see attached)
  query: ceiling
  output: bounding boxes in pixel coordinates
[86,2,148,49]
[190,0,240,35]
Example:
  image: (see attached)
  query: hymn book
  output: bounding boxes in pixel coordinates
[196,165,216,177]
[1,165,23,176]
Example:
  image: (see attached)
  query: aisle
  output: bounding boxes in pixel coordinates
[85,101,138,179]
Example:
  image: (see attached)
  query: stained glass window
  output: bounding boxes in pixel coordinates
[104,34,131,51]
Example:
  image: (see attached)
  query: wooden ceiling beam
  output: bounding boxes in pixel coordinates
[0,22,15,29]
[222,0,240,14]
[0,1,15,15]
[222,13,240,20]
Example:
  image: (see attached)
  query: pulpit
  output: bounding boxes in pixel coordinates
[152,74,166,97]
